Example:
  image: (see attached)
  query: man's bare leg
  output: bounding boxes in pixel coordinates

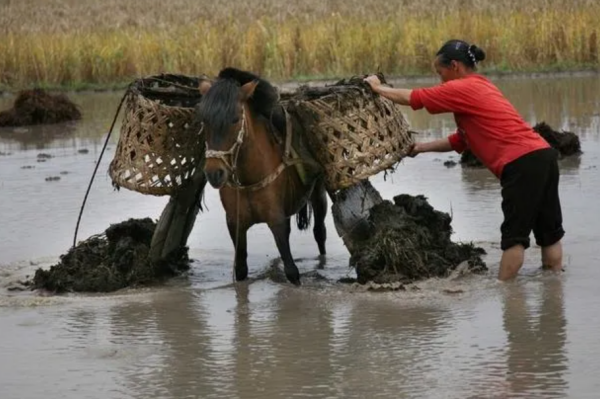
[498,244,525,281]
[541,240,563,272]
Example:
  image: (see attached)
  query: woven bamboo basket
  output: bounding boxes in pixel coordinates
[283,75,414,191]
[109,74,208,196]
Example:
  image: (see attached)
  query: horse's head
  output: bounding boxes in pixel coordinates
[197,78,258,189]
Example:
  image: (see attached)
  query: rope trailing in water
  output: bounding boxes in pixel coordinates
[72,90,129,248]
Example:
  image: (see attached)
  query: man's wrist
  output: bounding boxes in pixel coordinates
[374,85,387,96]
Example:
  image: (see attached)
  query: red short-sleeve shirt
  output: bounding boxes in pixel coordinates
[409,74,549,178]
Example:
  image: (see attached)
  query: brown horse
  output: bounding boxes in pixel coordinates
[196,68,328,286]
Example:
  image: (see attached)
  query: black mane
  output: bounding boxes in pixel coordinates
[217,67,280,118]
[198,67,285,144]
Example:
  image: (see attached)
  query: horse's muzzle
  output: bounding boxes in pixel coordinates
[205,168,227,189]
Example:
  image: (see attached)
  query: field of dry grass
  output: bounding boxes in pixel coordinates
[0,0,599,89]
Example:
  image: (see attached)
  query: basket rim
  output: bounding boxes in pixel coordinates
[127,73,211,106]
[125,90,200,113]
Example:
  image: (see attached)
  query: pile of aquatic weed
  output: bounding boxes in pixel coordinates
[32,218,190,293]
[533,121,581,156]
[0,88,81,127]
[352,194,487,284]
[460,121,582,167]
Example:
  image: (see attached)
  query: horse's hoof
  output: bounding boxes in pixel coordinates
[285,269,301,286]
[316,254,326,269]
[235,268,249,281]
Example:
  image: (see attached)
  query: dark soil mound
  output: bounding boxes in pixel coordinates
[460,122,581,168]
[352,194,487,284]
[459,150,483,168]
[0,89,82,127]
[31,218,189,293]
[533,121,581,156]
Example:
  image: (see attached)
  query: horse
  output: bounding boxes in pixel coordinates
[196,67,328,286]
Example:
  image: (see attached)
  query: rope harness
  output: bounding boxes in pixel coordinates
[204,105,306,192]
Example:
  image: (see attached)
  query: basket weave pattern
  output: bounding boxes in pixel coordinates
[286,89,413,191]
[109,75,205,196]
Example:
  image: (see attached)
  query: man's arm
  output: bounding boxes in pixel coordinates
[364,74,468,114]
[372,86,413,106]
[409,138,453,156]
[364,75,413,105]
[416,138,453,153]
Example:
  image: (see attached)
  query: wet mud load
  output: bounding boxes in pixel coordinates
[0,88,82,127]
[353,195,487,284]
[331,182,487,285]
[460,122,582,167]
[32,219,190,293]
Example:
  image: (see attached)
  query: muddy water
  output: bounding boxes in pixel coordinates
[1,74,599,399]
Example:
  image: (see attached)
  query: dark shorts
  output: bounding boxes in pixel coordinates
[500,148,565,251]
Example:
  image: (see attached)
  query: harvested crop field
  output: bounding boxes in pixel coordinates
[1,0,599,89]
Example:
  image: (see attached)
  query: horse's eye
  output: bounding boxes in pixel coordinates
[232,117,240,124]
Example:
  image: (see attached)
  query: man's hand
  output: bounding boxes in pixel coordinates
[407,142,424,157]
[364,76,413,105]
[406,138,454,156]
[364,75,382,92]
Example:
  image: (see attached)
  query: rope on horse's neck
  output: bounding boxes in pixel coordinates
[232,105,247,286]
[233,188,240,285]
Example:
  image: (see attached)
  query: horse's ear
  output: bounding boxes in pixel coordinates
[199,80,212,96]
[240,79,259,101]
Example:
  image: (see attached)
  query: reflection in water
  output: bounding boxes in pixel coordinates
[87,284,450,399]
[335,299,449,398]
[460,166,499,192]
[0,122,79,151]
[110,291,220,399]
[232,285,337,399]
[558,154,583,174]
[502,278,568,398]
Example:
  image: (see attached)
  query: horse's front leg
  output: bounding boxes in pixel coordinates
[269,218,301,286]
[311,178,328,257]
[227,220,249,281]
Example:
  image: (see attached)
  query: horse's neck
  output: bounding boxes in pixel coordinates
[237,113,282,184]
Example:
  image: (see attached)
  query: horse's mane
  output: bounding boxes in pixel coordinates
[217,67,280,119]
[198,68,285,145]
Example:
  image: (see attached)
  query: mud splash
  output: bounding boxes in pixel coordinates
[30,218,189,293]
[352,194,487,285]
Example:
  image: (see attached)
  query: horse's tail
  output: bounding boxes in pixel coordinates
[296,201,313,231]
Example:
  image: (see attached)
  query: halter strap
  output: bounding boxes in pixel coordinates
[204,106,315,192]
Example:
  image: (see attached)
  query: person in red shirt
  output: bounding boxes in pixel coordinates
[364,39,565,281]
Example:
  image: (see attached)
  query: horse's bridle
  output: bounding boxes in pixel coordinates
[204,106,247,187]
[203,105,307,191]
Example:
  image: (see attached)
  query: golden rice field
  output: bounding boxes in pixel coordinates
[0,0,599,89]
